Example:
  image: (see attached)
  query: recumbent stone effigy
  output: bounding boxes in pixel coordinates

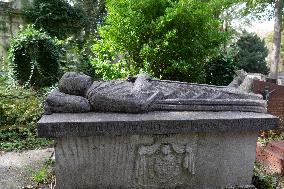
[44,71,266,114]
[38,71,277,189]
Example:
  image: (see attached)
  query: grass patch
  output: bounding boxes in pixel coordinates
[32,157,55,186]
[23,157,56,189]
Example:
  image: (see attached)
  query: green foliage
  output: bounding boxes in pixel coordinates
[0,63,53,151]
[60,36,97,76]
[0,127,52,151]
[233,32,269,75]
[243,0,275,20]
[253,162,280,189]
[92,59,133,80]
[9,25,60,88]
[92,0,227,82]
[70,0,106,35]
[266,31,284,60]
[31,157,55,186]
[24,0,88,39]
[0,83,43,127]
[258,129,284,146]
[0,84,53,151]
[205,51,236,86]
[32,168,48,185]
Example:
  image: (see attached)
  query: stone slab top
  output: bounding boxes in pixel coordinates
[37,111,278,138]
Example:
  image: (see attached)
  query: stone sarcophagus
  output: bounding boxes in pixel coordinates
[38,72,278,189]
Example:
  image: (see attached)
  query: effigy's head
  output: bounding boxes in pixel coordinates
[58,72,93,96]
[44,71,266,114]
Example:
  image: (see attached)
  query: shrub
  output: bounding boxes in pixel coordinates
[0,81,52,151]
[1,52,52,152]
[253,162,279,189]
[233,32,269,75]
[91,59,133,80]
[205,52,236,86]
[24,0,88,40]
[92,0,227,82]
[9,25,61,88]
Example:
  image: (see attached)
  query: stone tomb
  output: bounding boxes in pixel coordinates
[38,72,278,188]
[38,111,277,189]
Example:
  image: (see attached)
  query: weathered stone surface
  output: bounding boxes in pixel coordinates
[54,132,258,189]
[228,70,248,88]
[224,186,256,189]
[86,79,155,113]
[38,111,278,138]
[239,76,254,93]
[152,104,266,113]
[45,71,266,114]
[58,72,93,96]
[44,89,91,114]
[85,74,265,113]
[152,99,267,112]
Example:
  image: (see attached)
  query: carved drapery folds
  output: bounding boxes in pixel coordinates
[45,71,266,114]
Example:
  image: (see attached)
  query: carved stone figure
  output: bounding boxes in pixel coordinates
[44,71,266,114]
[135,143,195,187]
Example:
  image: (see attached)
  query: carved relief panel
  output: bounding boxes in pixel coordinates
[135,143,195,187]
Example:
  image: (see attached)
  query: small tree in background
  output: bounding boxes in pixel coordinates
[233,32,269,75]
[9,25,61,88]
[24,0,98,78]
[24,0,88,40]
[205,52,236,86]
[92,0,228,82]
[69,0,106,36]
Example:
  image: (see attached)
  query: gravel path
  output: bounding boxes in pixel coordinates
[0,148,54,189]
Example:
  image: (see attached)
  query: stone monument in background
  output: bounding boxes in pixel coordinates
[0,0,31,59]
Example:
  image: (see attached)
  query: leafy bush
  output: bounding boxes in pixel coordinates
[92,59,133,80]
[0,84,52,151]
[71,0,107,35]
[253,162,281,189]
[92,0,227,82]
[233,32,269,75]
[24,0,88,40]
[205,52,236,86]
[0,88,52,151]
[9,25,61,88]
[0,59,52,151]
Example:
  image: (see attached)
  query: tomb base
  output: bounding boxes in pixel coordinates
[38,111,277,189]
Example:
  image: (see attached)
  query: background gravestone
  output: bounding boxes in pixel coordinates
[0,0,31,59]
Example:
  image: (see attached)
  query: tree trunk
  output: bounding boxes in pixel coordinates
[270,0,283,83]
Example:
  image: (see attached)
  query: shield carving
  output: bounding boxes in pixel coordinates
[136,143,194,187]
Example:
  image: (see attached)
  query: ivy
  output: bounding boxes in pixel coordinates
[8,25,61,88]
[23,0,88,40]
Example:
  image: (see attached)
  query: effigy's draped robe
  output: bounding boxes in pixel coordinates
[45,72,266,114]
[86,74,265,113]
